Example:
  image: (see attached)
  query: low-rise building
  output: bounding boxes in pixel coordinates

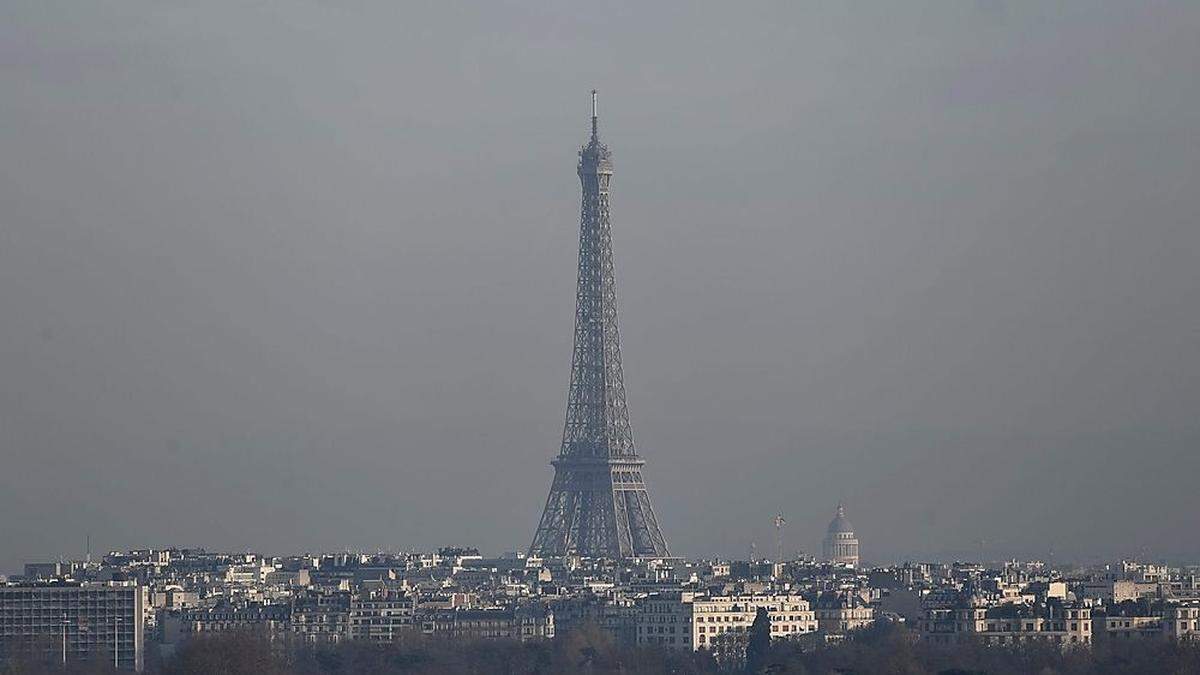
[350,587,413,641]
[814,591,874,635]
[291,590,350,643]
[419,605,553,641]
[691,594,817,651]
[636,592,695,649]
[1162,603,1200,641]
[162,602,289,644]
[635,592,820,652]
[920,595,1091,647]
[1098,601,1163,641]
[550,594,638,644]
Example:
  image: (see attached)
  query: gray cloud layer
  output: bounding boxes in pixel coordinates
[1,1,1197,573]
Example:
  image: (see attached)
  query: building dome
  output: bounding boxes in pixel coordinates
[827,503,855,535]
[822,502,860,568]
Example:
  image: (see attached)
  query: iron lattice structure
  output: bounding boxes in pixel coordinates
[529,93,671,559]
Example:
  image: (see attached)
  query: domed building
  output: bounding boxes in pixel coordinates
[822,502,860,567]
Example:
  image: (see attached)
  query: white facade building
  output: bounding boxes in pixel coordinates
[636,592,817,652]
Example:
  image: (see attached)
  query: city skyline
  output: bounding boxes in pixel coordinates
[2,2,1200,575]
[14,542,1197,672]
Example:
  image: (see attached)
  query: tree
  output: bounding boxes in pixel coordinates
[160,631,285,675]
[745,607,771,674]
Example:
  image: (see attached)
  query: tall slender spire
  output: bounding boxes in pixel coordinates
[529,92,670,559]
[590,89,599,141]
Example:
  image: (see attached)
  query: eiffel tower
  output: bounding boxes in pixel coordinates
[529,92,671,559]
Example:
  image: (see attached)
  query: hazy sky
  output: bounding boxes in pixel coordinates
[1,1,1198,574]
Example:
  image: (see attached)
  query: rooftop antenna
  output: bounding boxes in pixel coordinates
[590,89,598,140]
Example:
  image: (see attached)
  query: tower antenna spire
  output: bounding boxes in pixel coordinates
[591,89,598,140]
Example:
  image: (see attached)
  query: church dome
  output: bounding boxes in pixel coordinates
[823,502,860,567]
[827,503,854,535]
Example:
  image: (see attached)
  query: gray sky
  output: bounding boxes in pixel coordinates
[1,1,1198,573]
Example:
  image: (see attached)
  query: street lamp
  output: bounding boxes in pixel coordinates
[114,616,122,670]
[61,611,68,667]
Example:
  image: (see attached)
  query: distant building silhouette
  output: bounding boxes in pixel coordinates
[823,502,860,567]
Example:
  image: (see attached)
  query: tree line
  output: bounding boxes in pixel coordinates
[6,621,1200,674]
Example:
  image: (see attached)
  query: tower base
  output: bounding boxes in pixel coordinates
[530,456,670,558]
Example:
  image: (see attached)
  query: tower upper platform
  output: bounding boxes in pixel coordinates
[579,89,613,176]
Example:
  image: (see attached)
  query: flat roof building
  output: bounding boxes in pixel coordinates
[0,582,144,671]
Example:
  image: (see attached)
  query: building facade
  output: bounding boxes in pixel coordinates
[692,594,817,651]
[635,592,817,652]
[0,582,144,671]
[813,591,875,634]
[162,602,289,644]
[921,596,1091,647]
[1162,604,1200,640]
[291,589,350,643]
[350,587,413,641]
[420,606,554,642]
[635,592,695,650]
